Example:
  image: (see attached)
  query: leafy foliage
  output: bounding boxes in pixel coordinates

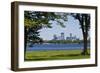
[24,11,67,44]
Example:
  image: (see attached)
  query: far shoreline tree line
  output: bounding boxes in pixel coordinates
[43,39,90,44]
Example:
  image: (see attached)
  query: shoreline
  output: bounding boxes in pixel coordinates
[26,48,90,51]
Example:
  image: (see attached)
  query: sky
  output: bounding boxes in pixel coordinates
[39,15,83,40]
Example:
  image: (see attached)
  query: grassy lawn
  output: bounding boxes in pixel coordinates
[25,49,90,61]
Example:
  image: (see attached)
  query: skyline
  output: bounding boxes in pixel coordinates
[39,15,84,40]
[52,32,80,41]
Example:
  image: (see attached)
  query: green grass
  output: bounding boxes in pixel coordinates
[25,49,90,61]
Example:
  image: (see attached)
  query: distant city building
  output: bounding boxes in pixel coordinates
[53,33,79,41]
[53,32,65,40]
[53,34,57,40]
[66,33,79,41]
[61,32,65,40]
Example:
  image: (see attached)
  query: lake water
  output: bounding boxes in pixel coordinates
[26,43,90,51]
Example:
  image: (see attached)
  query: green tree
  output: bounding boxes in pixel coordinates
[24,11,67,59]
[24,11,67,44]
[71,13,90,55]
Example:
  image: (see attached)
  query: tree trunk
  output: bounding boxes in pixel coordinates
[81,15,89,55]
[81,33,88,55]
[24,26,27,60]
[81,22,88,55]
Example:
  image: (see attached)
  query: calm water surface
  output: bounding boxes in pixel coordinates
[26,43,90,51]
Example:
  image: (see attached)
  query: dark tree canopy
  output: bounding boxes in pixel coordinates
[24,11,68,44]
[24,11,67,28]
[25,11,68,44]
